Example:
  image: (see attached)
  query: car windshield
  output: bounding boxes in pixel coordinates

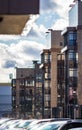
[16,120,33,128]
[36,121,67,130]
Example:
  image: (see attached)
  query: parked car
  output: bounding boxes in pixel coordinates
[68,128,82,130]
[26,118,71,130]
[34,119,82,130]
[7,119,36,130]
[26,118,67,130]
[0,119,22,130]
[0,118,13,126]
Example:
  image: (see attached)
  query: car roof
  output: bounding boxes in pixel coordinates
[69,128,82,130]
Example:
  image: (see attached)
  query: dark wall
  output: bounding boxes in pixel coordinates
[0,0,39,14]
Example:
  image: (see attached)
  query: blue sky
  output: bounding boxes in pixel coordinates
[0,0,74,82]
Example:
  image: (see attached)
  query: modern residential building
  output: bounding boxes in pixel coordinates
[0,83,12,117]
[56,0,82,118]
[40,0,82,119]
[11,0,82,119]
[12,67,34,118]
[12,61,42,119]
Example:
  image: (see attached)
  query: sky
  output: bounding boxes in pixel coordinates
[0,0,74,83]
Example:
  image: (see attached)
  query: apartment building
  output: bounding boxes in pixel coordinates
[12,68,34,118]
[58,0,82,118]
[12,61,42,118]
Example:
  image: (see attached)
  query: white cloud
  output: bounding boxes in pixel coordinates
[40,0,58,14]
[0,39,46,82]
[0,68,15,83]
[52,18,69,30]
[50,0,74,30]
[22,15,39,36]
[0,40,45,68]
[54,0,73,18]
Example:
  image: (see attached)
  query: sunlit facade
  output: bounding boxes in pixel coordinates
[40,49,51,118]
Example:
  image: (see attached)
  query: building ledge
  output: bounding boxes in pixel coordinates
[61,46,68,53]
[61,27,76,35]
[0,15,30,34]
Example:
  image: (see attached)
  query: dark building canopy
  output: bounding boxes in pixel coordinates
[0,0,39,34]
[0,0,39,15]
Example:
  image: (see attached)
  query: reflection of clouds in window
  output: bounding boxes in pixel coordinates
[69,68,77,77]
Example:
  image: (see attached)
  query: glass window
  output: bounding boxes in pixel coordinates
[68,50,77,60]
[69,77,77,88]
[44,53,51,63]
[68,31,77,40]
[69,68,77,77]
[69,33,74,40]
[68,31,77,46]
[44,95,51,101]
[45,88,50,94]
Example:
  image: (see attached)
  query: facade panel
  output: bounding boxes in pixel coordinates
[69,3,78,27]
[0,0,39,14]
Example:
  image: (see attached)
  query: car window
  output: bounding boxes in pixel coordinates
[60,122,82,130]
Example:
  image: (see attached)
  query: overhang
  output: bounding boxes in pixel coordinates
[0,15,30,34]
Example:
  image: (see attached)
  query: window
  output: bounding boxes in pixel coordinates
[44,95,50,101]
[45,88,50,94]
[68,50,77,60]
[44,53,51,63]
[69,77,77,88]
[68,31,77,46]
[69,68,77,77]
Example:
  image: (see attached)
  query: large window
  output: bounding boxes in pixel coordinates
[68,31,77,46]
[68,50,78,68]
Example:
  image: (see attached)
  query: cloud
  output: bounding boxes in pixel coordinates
[2,60,16,68]
[40,0,58,13]
[22,15,39,36]
[0,67,15,83]
[52,18,69,30]
[26,23,47,42]
[0,39,45,68]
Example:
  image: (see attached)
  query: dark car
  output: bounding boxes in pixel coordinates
[59,120,82,130]
[68,128,82,130]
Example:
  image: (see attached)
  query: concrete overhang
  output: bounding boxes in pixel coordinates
[61,27,76,36]
[61,46,68,53]
[0,15,30,34]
